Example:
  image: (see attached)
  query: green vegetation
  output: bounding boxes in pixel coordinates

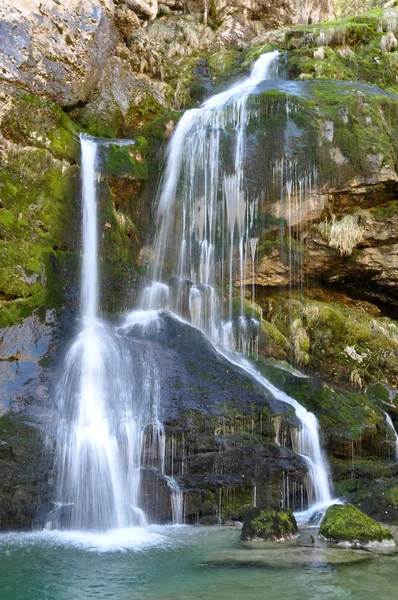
[258,290,398,390]
[319,503,394,543]
[247,8,398,94]
[242,507,298,541]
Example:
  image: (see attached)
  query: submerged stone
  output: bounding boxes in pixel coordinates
[208,545,374,568]
[319,503,395,548]
[241,507,298,542]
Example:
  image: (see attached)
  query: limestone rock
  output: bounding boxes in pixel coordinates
[75,56,168,137]
[0,0,117,106]
[319,504,395,547]
[118,0,159,20]
[114,5,141,38]
[241,507,298,541]
[213,0,330,27]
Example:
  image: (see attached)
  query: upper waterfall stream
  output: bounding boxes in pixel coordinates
[49,52,336,533]
[142,50,335,518]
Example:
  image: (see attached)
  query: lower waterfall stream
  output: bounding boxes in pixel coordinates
[46,52,337,533]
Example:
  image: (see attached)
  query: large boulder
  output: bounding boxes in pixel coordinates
[241,506,298,541]
[319,503,395,547]
[0,0,117,106]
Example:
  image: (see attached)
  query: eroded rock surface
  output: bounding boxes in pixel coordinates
[0,0,117,106]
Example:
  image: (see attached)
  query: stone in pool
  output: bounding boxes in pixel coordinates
[241,507,298,542]
[319,504,396,549]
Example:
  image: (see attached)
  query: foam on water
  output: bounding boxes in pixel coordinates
[0,527,171,553]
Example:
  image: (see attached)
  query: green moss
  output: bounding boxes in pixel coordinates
[0,142,79,326]
[258,289,398,391]
[319,503,393,543]
[365,382,392,406]
[2,87,79,163]
[242,507,298,541]
[370,200,398,221]
[104,144,148,180]
[208,49,243,75]
[261,320,291,360]
[231,297,263,320]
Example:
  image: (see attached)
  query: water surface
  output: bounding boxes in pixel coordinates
[0,526,397,600]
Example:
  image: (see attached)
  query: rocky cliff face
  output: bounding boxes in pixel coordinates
[0,0,117,106]
[0,1,397,529]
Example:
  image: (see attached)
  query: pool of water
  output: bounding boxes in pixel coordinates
[0,526,397,600]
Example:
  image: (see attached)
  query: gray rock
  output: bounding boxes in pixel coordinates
[119,0,159,20]
[77,56,168,136]
[0,314,54,414]
[0,0,117,106]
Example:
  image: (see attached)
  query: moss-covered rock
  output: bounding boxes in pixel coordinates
[319,503,395,546]
[241,507,298,541]
[0,83,82,326]
[257,289,398,391]
[248,9,398,94]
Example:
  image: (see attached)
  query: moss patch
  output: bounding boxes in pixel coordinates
[319,503,394,543]
[258,289,398,390]
[242,507,298,541]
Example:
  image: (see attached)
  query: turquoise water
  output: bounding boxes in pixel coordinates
[0,526,397,600]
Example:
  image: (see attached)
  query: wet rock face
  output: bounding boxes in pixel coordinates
[319,503,395,547]
[241,506,298,541]
[0,314,55,415]
[0,0,117,106]
[119,312,308,523]
[0,414,53,531]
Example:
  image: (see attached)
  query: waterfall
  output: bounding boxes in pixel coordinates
[49,52,335,530]
[384,411,398,460]
[143,51,335,515]
[48,137,182,531]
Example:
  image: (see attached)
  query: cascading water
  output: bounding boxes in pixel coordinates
[47,136,182,531]
[50,52,335,531]
[384,411,398,460]
[142,51,335,517]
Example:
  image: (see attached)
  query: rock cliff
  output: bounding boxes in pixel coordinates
[0,1,397,528]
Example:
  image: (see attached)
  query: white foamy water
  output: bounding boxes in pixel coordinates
[384,411,398,460]
[48,137,184,531]
[0,527,171,553]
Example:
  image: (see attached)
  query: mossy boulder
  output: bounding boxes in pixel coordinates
[241,507,298,542]
[319,503,395,546]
